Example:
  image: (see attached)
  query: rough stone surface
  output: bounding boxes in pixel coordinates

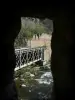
[51,11,75,99]
[1,5,75,100]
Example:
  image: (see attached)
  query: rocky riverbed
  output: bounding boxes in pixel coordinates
[14,64,53,100]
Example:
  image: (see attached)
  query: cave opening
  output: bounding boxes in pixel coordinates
[14,17,53,100]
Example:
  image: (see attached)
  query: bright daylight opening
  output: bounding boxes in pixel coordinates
[14,17,53,100]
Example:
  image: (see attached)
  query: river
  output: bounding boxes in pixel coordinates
[15,64,53,100]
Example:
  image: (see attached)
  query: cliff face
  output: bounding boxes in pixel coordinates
[51,12,75,99]
[27,33,52,62]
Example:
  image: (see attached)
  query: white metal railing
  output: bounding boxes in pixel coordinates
[15,46,44,71]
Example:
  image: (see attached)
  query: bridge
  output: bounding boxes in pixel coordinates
[15,46,45,71]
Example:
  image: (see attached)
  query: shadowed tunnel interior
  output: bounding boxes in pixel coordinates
[0,5,75,100]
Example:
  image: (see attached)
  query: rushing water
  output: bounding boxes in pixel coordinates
[35,72,53,85]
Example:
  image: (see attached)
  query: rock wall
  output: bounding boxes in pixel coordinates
[1,5,75,100]
[27,33,52,62]
[51,12,75,99]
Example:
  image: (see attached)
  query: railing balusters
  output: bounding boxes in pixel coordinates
[15,46,44,70]
[27,49,28,65]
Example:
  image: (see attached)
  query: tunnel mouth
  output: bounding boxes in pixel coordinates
[14,17,53,100]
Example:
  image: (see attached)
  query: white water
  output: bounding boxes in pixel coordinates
[35,72,53,85]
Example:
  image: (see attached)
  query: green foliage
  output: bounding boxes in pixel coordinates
[15,78,20,89]
[20,27,34,40]
[33,23,46,39]
[14,17,52,48]
[14,65,39,87]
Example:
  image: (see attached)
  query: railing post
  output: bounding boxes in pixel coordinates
[19,48,22,86]
[19,48,21,69]
[38,48,39,59]
[41,48,42,60]
[41,47,44,60]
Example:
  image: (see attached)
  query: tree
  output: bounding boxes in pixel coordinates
[14,17,52,48]
[32,23,46,39]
